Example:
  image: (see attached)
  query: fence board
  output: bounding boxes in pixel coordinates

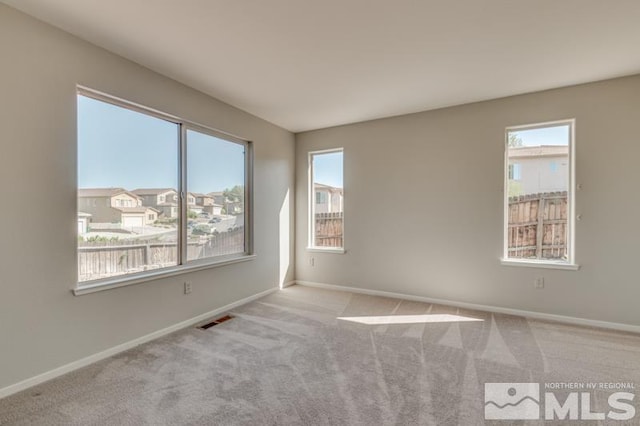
[507,191,567,260]
[315,212,343,248]
[78,229,245,282]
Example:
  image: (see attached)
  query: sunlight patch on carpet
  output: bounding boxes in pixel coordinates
[337,314,484,325]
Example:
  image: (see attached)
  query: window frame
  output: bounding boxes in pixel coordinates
[501,119,578,270]
[75,86,254,295]
[182,123,253,267]
[307,148,345,253]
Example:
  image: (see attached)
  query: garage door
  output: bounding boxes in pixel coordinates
[122,216,144,229]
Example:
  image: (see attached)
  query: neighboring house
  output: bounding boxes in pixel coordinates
[193,193,223,216]
[132,188,179,219]
[78,188,158,230]
[314,183,343,213]
[186,193,202,214]
[132,189,212,217]
[77,212,91,235]
[209,191,243,215]
[508,145,569,195]
[209,192,225,206]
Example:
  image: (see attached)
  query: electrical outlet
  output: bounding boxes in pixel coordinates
[534,277,545,289]
[309,257,315,267]
[184,281,192,294]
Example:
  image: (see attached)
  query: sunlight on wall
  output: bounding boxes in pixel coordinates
[337,314,483,325]
[279,189,290,289]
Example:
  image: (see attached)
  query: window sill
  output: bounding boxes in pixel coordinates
[73,254,256,296]
[500,258,580,271]
[306,247,346,254]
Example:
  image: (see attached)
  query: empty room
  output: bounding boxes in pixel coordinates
[1,1,639,424]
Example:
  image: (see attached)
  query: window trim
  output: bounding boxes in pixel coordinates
[502,118,578,269]
[307,148,344,251]
[75,86,254,294]
[73,254,257,296]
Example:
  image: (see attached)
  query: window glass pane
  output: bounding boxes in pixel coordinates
[77,95,179,283]
[506,124,570,261]
[186,129,246,261]
[311,151,344,248]
[512,163,522,180]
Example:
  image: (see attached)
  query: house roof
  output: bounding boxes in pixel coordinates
[78,187,128,197]
[114,206,158,214]
[508,145,568,159]
[78,188,142,201]
[314,183,343,193]
[131,188,177,195]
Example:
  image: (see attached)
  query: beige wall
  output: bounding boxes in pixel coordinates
[296,74,640,328]
[0,4,295,390]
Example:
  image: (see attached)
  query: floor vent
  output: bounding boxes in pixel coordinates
[199,314,234,330]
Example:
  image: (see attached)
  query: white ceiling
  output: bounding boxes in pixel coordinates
[4,0,640,132]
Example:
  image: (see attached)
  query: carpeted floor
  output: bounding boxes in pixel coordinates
[1,285,639,425]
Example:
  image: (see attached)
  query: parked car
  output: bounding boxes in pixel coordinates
[192,224,213,235]
[198,212,210,219]
[209,217,221,223]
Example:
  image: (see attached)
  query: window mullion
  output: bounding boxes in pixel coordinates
[179,124,188,266]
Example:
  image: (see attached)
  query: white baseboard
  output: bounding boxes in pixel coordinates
[280,280,296,289]
[0,287,278,400]
[295,280,640,334]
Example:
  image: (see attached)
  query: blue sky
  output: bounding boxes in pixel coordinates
[313,151,343,188]
[186,129,244,194]
[510,124,570,147]
[78,95,244,193]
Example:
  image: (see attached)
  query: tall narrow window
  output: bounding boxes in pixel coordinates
[309,149,344,249]
[77,89,252,287]
[504,120,574,264]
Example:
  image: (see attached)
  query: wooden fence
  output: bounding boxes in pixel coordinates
[78,230,245,282]
[507,191,567,260]
[315,212,343,247]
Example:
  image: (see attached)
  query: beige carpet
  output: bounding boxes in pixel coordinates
[1,285,639,425]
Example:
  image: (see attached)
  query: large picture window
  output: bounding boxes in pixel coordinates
[309,149,344,250]
[504,120,575,266]
[77,88,252,287]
